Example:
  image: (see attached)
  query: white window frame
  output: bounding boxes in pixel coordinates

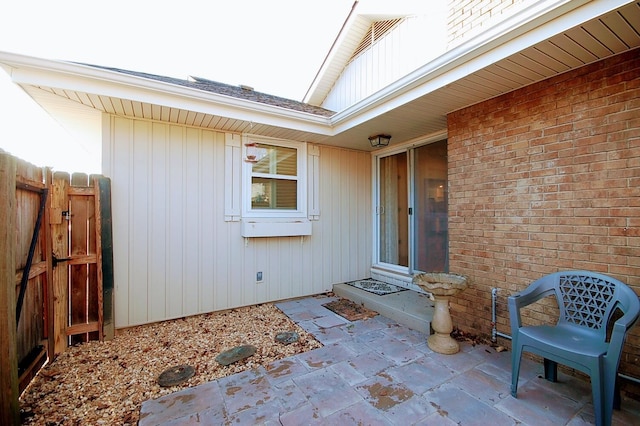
[240,135,311,237]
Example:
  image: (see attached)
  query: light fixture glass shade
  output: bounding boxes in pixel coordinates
[368,134,391,148]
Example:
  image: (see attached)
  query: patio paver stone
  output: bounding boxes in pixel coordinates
[139,294,640,425]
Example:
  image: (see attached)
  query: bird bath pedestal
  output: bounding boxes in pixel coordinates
[413,273,468,354]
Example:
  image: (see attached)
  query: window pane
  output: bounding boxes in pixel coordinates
[252,178,297,209]
[252,144,297,176]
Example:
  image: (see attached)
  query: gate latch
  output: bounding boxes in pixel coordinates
[52,253,72,268]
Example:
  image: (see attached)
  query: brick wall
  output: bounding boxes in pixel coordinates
[447,48,640,380]
[447,0,529,48]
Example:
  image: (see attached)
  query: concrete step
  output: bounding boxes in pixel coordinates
[333,282,434,335]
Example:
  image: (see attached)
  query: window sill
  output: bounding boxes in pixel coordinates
[241,218,312,237]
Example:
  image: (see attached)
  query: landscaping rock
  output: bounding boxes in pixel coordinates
[215,344,257,366]
[275,331,299,345]
[158,365,195,387]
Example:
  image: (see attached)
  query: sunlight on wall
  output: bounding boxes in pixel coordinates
[0,72,101,173]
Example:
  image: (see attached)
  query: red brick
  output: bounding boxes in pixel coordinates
[447,49,640,378]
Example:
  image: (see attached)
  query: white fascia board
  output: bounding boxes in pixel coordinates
[0,52,334,136]
[303,5,364,104]
[329,0,630,132]
[357,0,431,15]
[304,0,431,104]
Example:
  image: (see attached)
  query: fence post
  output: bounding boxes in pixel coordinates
[51,172,69,356]
[98,177,115,340]
[44,168,55,363]
[0,151,20,425]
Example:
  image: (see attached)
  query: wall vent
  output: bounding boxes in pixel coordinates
[350,18,403,61]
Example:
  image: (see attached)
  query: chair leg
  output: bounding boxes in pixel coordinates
[511,343,523,398]
[543,358,558,382]
[591,373,605,426]
[603,372,618,426]
[613,377,620,411]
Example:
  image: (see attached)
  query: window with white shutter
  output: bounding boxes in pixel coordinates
[239,136,312,237]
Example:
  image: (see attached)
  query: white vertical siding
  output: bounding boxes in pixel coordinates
[198,130,216,313]
[108,116,132,326]
[149,122,168,321]
[167,125,185,319]
[104,116,372,328]
[183,127,201,314]
[130,120,150,324]
[316,146,372,286]
[323,12,447,111]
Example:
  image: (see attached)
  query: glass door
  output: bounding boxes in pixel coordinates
[413,140,448,272]
[378,152,409,267]
[375,140,448,272]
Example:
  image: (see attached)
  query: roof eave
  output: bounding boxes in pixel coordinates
[0,51,335,137]
[328,0,629,131]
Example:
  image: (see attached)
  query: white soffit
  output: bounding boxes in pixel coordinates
[2,56,334,140]
[331,0,637,127]
[0,0,638,151]
[325,0,640,149]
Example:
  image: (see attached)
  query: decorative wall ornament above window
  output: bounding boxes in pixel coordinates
[244,142,258,163]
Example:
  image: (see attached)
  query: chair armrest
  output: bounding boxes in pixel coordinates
[615,307,640,332]
[609,306,639,345]
[508,282,556,330]
[510,285,555,309]
[508,295,523,329]
[605,316,638,372]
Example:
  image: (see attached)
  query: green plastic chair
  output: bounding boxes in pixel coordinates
[508,271,639,426]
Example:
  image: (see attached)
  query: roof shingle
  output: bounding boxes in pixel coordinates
[79,63,336,117]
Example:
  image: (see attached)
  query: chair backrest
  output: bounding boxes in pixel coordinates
[554,271,636,339]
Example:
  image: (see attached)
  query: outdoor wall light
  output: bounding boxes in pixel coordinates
[368,134,391,148]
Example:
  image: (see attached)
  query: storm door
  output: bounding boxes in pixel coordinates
[375,140,448,273]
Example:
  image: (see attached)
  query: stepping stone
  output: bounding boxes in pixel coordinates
[215,344,257,366]
[275,331,299,345]
[158,364,195,387]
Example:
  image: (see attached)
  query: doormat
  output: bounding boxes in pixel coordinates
[347,279,408,296]
[322,299,378,322]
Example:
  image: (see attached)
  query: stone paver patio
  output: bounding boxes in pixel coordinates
[139,294,640,425]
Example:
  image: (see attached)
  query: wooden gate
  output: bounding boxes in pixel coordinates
[50,172,109,350]
[1,151,113,425]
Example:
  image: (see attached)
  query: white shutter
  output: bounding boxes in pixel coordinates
[224,133,241,221]
[308,144,320,220]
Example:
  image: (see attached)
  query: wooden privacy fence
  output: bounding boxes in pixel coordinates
[0,150,114,425]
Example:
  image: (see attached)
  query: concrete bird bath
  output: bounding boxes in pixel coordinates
[412,272,468,354]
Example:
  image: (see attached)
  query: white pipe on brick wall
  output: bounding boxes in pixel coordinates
[619,373,640,386]
[491,288,511,342]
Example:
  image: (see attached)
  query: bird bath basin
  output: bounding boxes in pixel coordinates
[413,273,468,354]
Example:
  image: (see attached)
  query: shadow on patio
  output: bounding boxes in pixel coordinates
[139,294,640,425]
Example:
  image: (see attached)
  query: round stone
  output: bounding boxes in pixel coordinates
[158,364,195,387]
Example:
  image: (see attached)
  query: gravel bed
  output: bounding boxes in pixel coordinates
[19,303,322,425]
